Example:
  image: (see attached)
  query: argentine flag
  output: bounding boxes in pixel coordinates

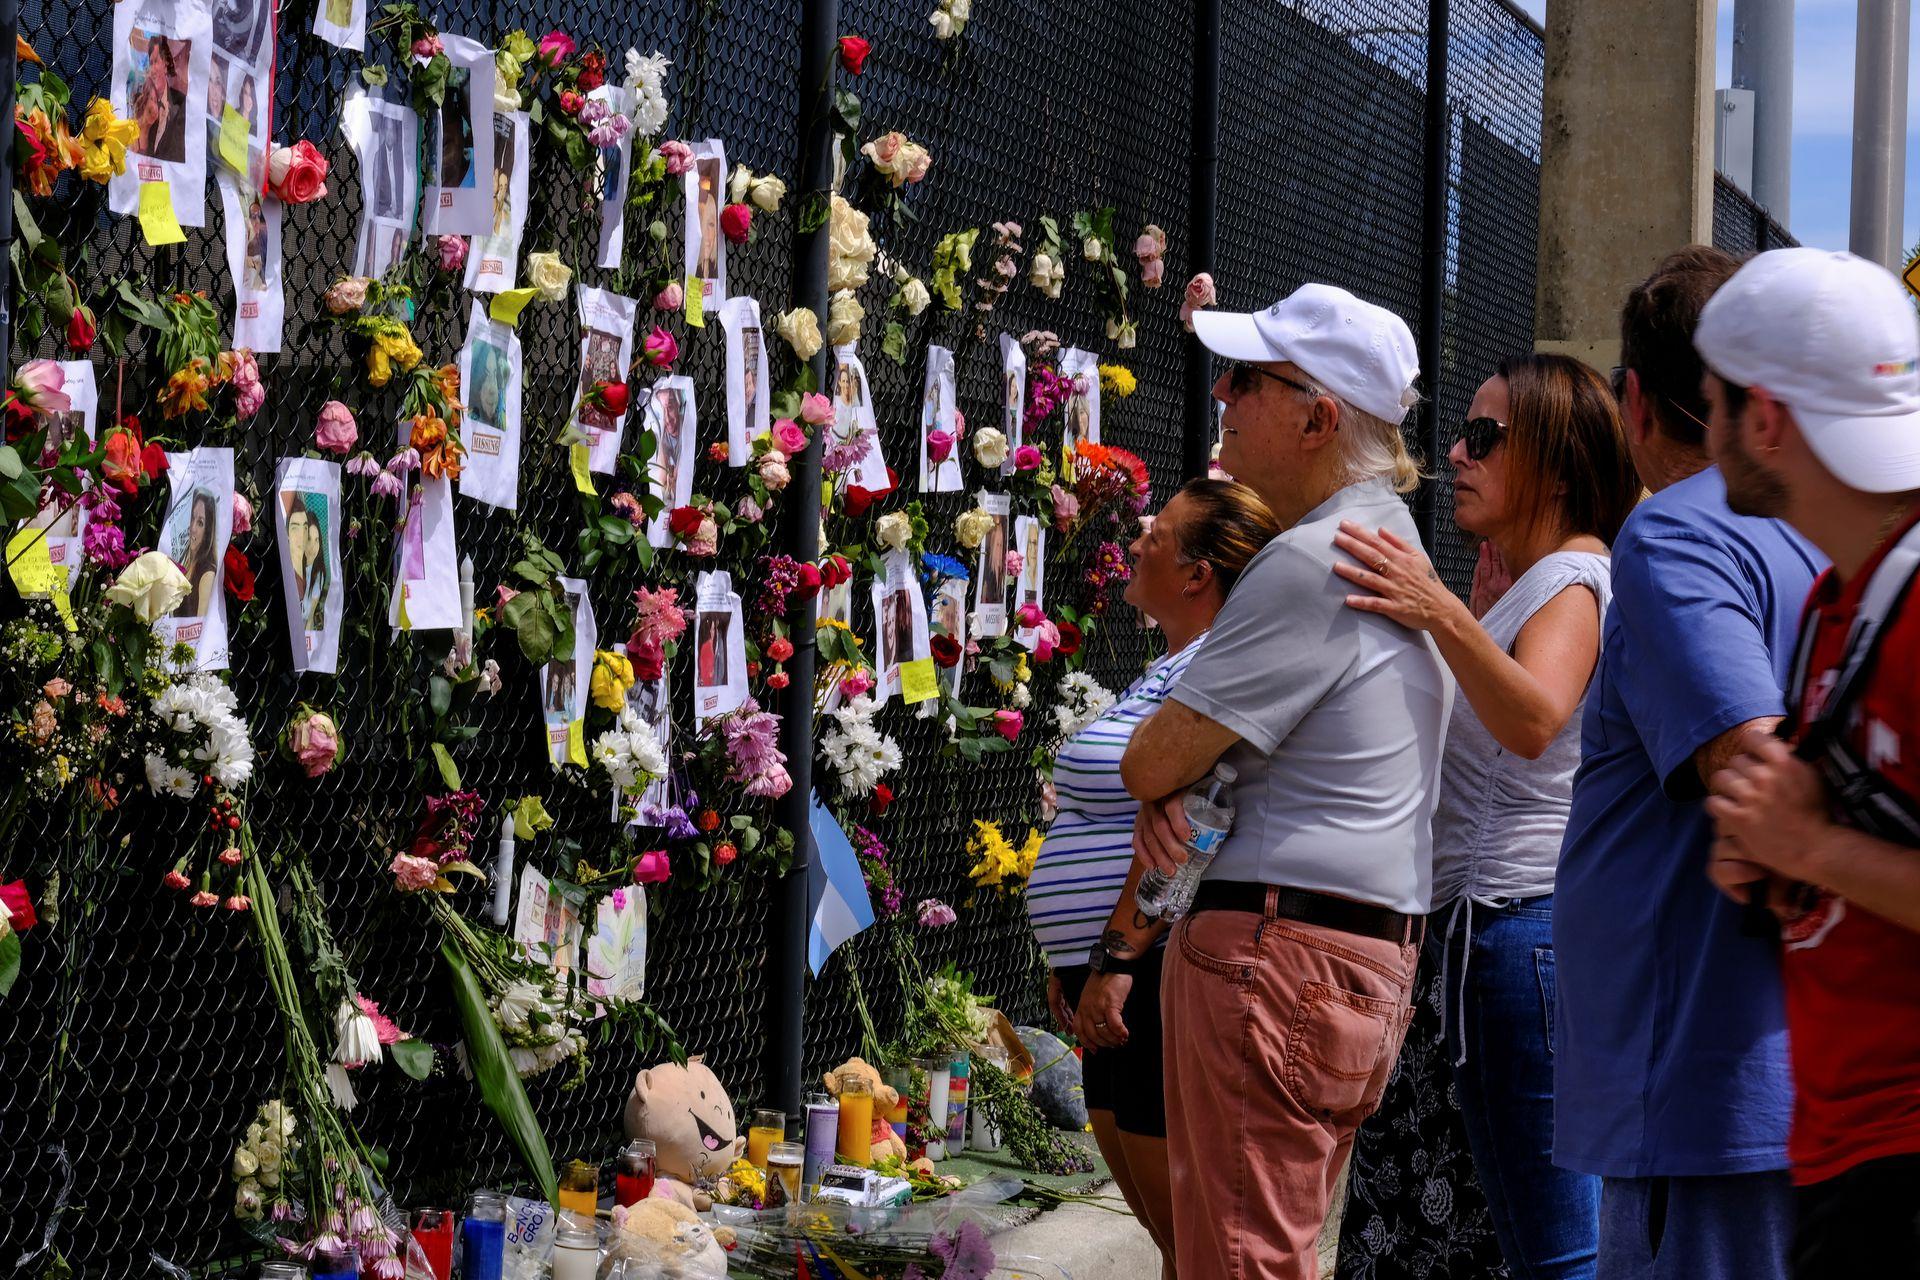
[808,793,877,975]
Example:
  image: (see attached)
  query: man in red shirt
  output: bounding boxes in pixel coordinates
[1693,246,1920,1279]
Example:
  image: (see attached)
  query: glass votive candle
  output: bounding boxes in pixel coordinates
[747,1108,786,1169]
[557,1159,599,1217]
[459,1190,507,1280]
[835,1071,875,1165]
[614,1139,656,1207]
[551,1221,601,1280]
[767,1141,804,1207]
[409,1208,455,1280]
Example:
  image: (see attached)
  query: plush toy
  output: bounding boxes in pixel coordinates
[623,1055,745,1208]
[823,1056,907,1164]
[607,1196,730,1278]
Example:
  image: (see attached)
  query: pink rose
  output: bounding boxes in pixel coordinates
[633,849,671,884]
[689,516,719,557]
[14,358,69,414]
[537,29,576,64]
[496,585,521,610]
[757,454,791,491]
[436,235,468,272]
[993,709,1023,742]
[1180,272,1217,332]
[390,853,439,892]
[1016,602,1046,628]
[230,350,264,418]
[231,492,253,536]
[904,147,932,183]
[720,203,753,244]
[867,133,901,166]
[1012,444,1042,471]
[840,669,874,698]
[266,141,329,204]
[927,430,955,463]
[324,276,369,314]
[288,709,341,778]
[772,419,809,454]
[411,34,443,57]
[1031,618,1061,662]
[316,400,358,454]
[1050,483,1079,530]
[658,140,694,175]
[799,392,834,427]
[643,325,678,368]
[654,282,684,311]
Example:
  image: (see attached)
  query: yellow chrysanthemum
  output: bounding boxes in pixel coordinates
[79,98,137,183]
[1098,363,1137,399]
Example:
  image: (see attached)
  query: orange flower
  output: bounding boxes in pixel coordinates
[410,410,465,482]
[159,359,213,418]
[17,35,42,65]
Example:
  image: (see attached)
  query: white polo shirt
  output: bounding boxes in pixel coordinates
[1168,478,1454,914]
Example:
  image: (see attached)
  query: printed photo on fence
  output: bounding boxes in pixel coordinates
[466,110,529,293]
[111,0,213,226]
[593,84,633,269]
[586,885,648,1008]
[693,570,747,726]
[999,333,1026,476]
[1012,515,1046,648]
[973,491,1012,638]
[457,300,525,511]
[1059,346,1102,463]
[615,672,672,824]
[536,576,595,769]
[216,156,284,352]
[572,286,639,474]
[919,343,961,492]
[205,0,272,170]
[682,139,728,309]
[871,549,930,701]
[830,345,889,492]
[931,577,968,700]
[386,421,462,633]
[513,862,585,973]
[644,376,697,549]
[345,88,418,279]
[309,0,364,51]
[721,296,769,462]
[422,33,495,237]
[30,362,96,590]
[157,446,234,670]
[273,457,345,674]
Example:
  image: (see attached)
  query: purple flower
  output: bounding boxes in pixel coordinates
[822,422,876,474]
[82,520,133,569]
[370,471,404,499]
[929,1219,997,1280]
[917,898,956,927]
[346,451,382,478]
[387,447,420,475]
[736,495,765,523]
[754,554,803,618]
[720,698,791,798]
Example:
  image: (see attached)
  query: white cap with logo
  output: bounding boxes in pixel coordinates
[1191,282,1422,425]
[1694,247,1920,494]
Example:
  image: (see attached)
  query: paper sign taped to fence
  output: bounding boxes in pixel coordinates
[899,659,938,705]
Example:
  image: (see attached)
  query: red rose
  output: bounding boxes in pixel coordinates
[838,35,871,74]
[1056,620,1083,657]
[696,808,721,834]
[67,304,96,353]
[721,203,753,244]
[668,505,704,536]
[0,880,37,931]
[598,380,629,416]
[708,442,730,463]
[869,783,893,816]
[796,562,823,599]
[142,437,170,478]
[844,485,877,518]
[626,634,664,681]
[559,90,585,116]
[821,554,852,588]
[577,50,606,91]
[930,634,961,667]
[767,637,795,662]
[223,546,255,602]
[714,841,739,866]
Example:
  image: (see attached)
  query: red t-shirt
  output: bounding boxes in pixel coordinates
[1783,512,1920,1184]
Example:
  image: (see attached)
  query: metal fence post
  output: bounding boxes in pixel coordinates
[0,0,17,348]
[768,0,839,1122]
[1417,0,1450,545]
[1182,0,1222,480]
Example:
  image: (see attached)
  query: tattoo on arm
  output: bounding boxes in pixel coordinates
[1102,928,1140,958]
[1426,567,1439,583]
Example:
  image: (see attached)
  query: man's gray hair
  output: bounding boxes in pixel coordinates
[1330,395,1424,494]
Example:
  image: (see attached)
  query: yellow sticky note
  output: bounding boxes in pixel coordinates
[138,182,186,246]
[566,718,587,767]
[490,286,538,326]
[570,443,596,494]
[6,529,73,630]
[899,658,939,705]
[684,276,705,328]
[218,105,250,173]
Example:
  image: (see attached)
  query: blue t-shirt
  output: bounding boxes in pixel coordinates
[1553,466,1825,1178]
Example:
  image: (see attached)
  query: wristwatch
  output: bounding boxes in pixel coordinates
[1087,942,1143,976]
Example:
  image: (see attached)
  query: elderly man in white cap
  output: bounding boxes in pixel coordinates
[1695,248,1920,1277]
[1072,283,1454,1279]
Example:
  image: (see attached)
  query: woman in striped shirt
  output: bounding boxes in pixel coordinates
[1029,477,1278,1274]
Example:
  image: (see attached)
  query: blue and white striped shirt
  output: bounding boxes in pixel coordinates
[1027,636,1206,968]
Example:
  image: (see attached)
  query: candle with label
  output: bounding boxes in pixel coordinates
[557,1159,599,1217]
[802,1093,839,1189]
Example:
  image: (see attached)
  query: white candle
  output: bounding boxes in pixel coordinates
[458,555,476,666]
[491,818,515,927]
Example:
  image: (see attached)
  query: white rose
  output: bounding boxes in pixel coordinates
[257,1167,280,1189]
[972,427,1008,468]
[899,276,931,316]
[1028,252,1053,288]
[1118,322,1138,350]
[950,0,972,18]
[827,290,865,347]
[954,507,993,549]
[875,512,913,551]
[727,165,754,204]
[929,10,955,39]
[1082,236,1103,261]
[526,252,572,303]
[106,551,190,623]
[749,174,787,212]
[232,1148,259,1178]
[828,195,876,292]
[777,307,824,361]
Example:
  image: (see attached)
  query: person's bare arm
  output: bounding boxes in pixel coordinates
[1119,699,1239,803]
[1693,717,1784,790]
[1075,844,1171,1049]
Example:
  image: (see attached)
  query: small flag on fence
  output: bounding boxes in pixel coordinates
[808,792,875,976]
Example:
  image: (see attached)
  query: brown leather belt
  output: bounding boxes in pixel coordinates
[1189,880,1424,945]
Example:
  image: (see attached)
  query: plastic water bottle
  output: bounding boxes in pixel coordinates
[1134,763,1237,921]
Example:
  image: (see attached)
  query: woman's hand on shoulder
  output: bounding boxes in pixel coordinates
[1331,522,1463,635]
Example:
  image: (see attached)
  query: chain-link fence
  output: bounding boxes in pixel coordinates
[0,0,1747,1275]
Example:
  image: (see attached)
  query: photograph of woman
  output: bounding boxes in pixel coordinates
[235,74,257,130]
[981,514,1008,607]
[370,110,404,219]
[282,491,331,634]
[489,113,514,236]
[1004,368,1022,439]
[648,385,685,511]
[130,30,189,163]
[695,610,730,690]
[577,331,623,431]
[469,339,508,428]
[933,582,966,697]
[170,489,219,617]
[740,327,762,420]
[836,362,861,412]
[1018,520,1042,610]
[243,193,268,289]
[436,66,474,191]
[212,0,268,64]
[543,660,576,721]
[695,155,721,280]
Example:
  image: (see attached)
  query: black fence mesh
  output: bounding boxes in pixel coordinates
[1713,172,1798,257]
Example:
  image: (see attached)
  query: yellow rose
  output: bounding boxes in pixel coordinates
[776,307,823,361]
[826,290,864,348]
[590,650,635,711]
[827,195,875,292]
[953,507,993,549]
[527,252,572,303]
[106,551,190,623]
[79,98,136,182]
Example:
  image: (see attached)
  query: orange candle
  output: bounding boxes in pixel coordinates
[747,1108,785,1169]
[835,1072,874,1165]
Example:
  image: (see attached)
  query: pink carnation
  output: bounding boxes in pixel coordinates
[230,350,264,418]
[917,899,957,928]
[390,853,439,892]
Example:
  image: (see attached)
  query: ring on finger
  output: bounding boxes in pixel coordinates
[1375,559,1390,574]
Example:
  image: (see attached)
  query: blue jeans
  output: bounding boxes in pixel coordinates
[1597,1171,1793,1280]
[1432,895,1600,1279]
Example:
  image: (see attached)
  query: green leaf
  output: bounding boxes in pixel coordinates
[502,591,556,664]
[0,931,19,996]
[361,64,390,87]
[390,1036,435,1080]
[882,320,907,363]
[797,191,830,235]
[429,675,452,719]
[444,940,558,1205]
[0,445,21,480]
[12,192,41,251]
[0,475,39,523]
[430,742,462,790]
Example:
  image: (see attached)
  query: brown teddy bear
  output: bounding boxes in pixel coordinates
[623,1055,745,1208]
[824,1056,907,1164]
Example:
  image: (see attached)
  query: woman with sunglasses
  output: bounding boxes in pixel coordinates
[1331,354,1638,1279]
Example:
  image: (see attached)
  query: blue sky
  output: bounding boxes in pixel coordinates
[1512,0,1918,251]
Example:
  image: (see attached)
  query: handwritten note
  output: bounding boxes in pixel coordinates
[569,444,595,495]
[683,276,704,328]
[6,530,74,630]
[218,106,250,173]
[138,183,186,247]
[489,287,538,326]
[899,658,939,705]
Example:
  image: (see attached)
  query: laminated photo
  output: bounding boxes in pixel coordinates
[586,885,648,1006]
[1012,515,1046,648]
[682,139,728,310]
[537,576,595,769]
[310,0,365,51]
[972,491,1012,639]
[592,85,633,270]
[871,549,930,702]
[457,300,524,511]
[830,345,888,492]
[156,446,234,670]
[386,421,462,633]
[29,363,98,589]
[721,297,769,463]
[513,862,584,973]
[919,344,961,492]
[111,0,214,228]
[999,333,1026,477]
[931,576,968,701]
[345,89,419,279]
[465,110,529,294]
[572,286,639,474]
[273,457,344,674]
[421,34,496,237]
[215,155,284,353]
[643,376,697,549]
[1060,346,1102,462]
[693,570,747,727]
[205,0,273,170]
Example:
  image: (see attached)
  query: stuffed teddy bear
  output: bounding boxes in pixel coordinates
[623,1055,745,1208]
[607,1196,730,1278]
[824,1056,907,1164]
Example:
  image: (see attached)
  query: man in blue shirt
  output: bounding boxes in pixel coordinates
[1555,245,1826,1280]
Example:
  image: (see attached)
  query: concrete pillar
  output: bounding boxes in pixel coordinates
[1535,0,1718,368]
[1850,0,1910,268]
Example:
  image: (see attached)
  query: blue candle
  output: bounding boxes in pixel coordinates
[309,1247,356,1280]
[460,1216,505,1280]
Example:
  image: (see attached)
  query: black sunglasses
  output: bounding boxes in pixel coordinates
[1460,416,1508,461]
[1222,361,1320,399]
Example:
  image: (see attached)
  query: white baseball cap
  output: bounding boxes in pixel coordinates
[1694,247,1920,493]
[1192,282,1422,425]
